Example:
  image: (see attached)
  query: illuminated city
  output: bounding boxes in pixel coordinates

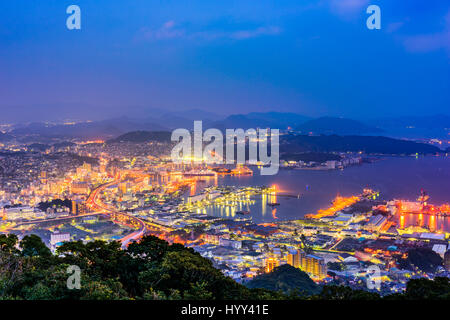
[0,0,449,308]
[1,135,449,297]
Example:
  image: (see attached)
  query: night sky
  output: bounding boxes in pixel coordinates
[0,0,449,122]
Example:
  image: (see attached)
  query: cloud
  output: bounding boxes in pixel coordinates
[137,20,185,41]
[402,11,450,54]
[328,0,369,17]
[136,21,282,42]
[403,32,450,53]
[229,26,281,40]
[386,22,405,33]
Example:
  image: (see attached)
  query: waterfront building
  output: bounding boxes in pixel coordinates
[366,214,387,232]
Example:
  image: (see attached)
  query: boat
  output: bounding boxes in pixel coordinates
[183,169,217,177]
[231,165,253,175]
[236,210,251,215]
[267,202,280,206]
[211,167,232,174]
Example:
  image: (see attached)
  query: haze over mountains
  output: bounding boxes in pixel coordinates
[210,112,311,131]
[367,114,450,139]
[2,109,449,142]
[107,130,441,156]
[9,117,165,138]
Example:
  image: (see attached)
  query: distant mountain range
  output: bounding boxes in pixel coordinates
[2,111,449,142]
[10,117,169,140]
[367,114,450,139]
[5,109,222,140]
[370,114,450,130]
[209,114,382,136]
[210,112,311,130]
[103,130,442,156]
[209,113,449,138]
[297,117,382,135]
[107,131,172,143]
[281,134,441,155]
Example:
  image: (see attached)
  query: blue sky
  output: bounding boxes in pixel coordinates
[0,0,449,122]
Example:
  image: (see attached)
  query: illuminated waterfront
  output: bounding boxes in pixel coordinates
[202,156,450,231]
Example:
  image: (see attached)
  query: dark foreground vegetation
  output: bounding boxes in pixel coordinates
[0,234,448,300]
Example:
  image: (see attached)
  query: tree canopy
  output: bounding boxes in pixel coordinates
[0,234,448,300]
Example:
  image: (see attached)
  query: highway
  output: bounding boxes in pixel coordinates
[87,180,147,248]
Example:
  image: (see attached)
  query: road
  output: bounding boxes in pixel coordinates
[15,212,104,226]
[87,180,147,248]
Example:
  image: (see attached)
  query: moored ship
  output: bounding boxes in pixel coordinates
[183,169,217,177]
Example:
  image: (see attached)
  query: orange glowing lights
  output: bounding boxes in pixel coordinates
[307,195,360,219]
[271,208,278,219]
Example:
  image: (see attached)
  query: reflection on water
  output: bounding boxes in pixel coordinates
[396,212,447,232]
[200,156,450,231]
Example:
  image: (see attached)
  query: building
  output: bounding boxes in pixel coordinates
[188,193,208,204]
[50,232,70,246]
[445,250,450,271]
[265,257,279,273]
[3,206,36,221]
[287,249,327,279]
[303,254,327,279]
[203,232,221,245]
[71,199,87,215]
[219,238,242,249]
[71,181,90,195]
[287,249,305,268]
[325,160,337,169]
[366,214,387,232]
[333,213,354,226]
[432,244,447,258]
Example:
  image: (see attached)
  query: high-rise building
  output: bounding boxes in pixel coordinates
[265,257,279,273]
[71,181,89,195]
[287,249,327,279]
[303,254,327,279]
[71,199,87,215]
[287,249,305,268]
